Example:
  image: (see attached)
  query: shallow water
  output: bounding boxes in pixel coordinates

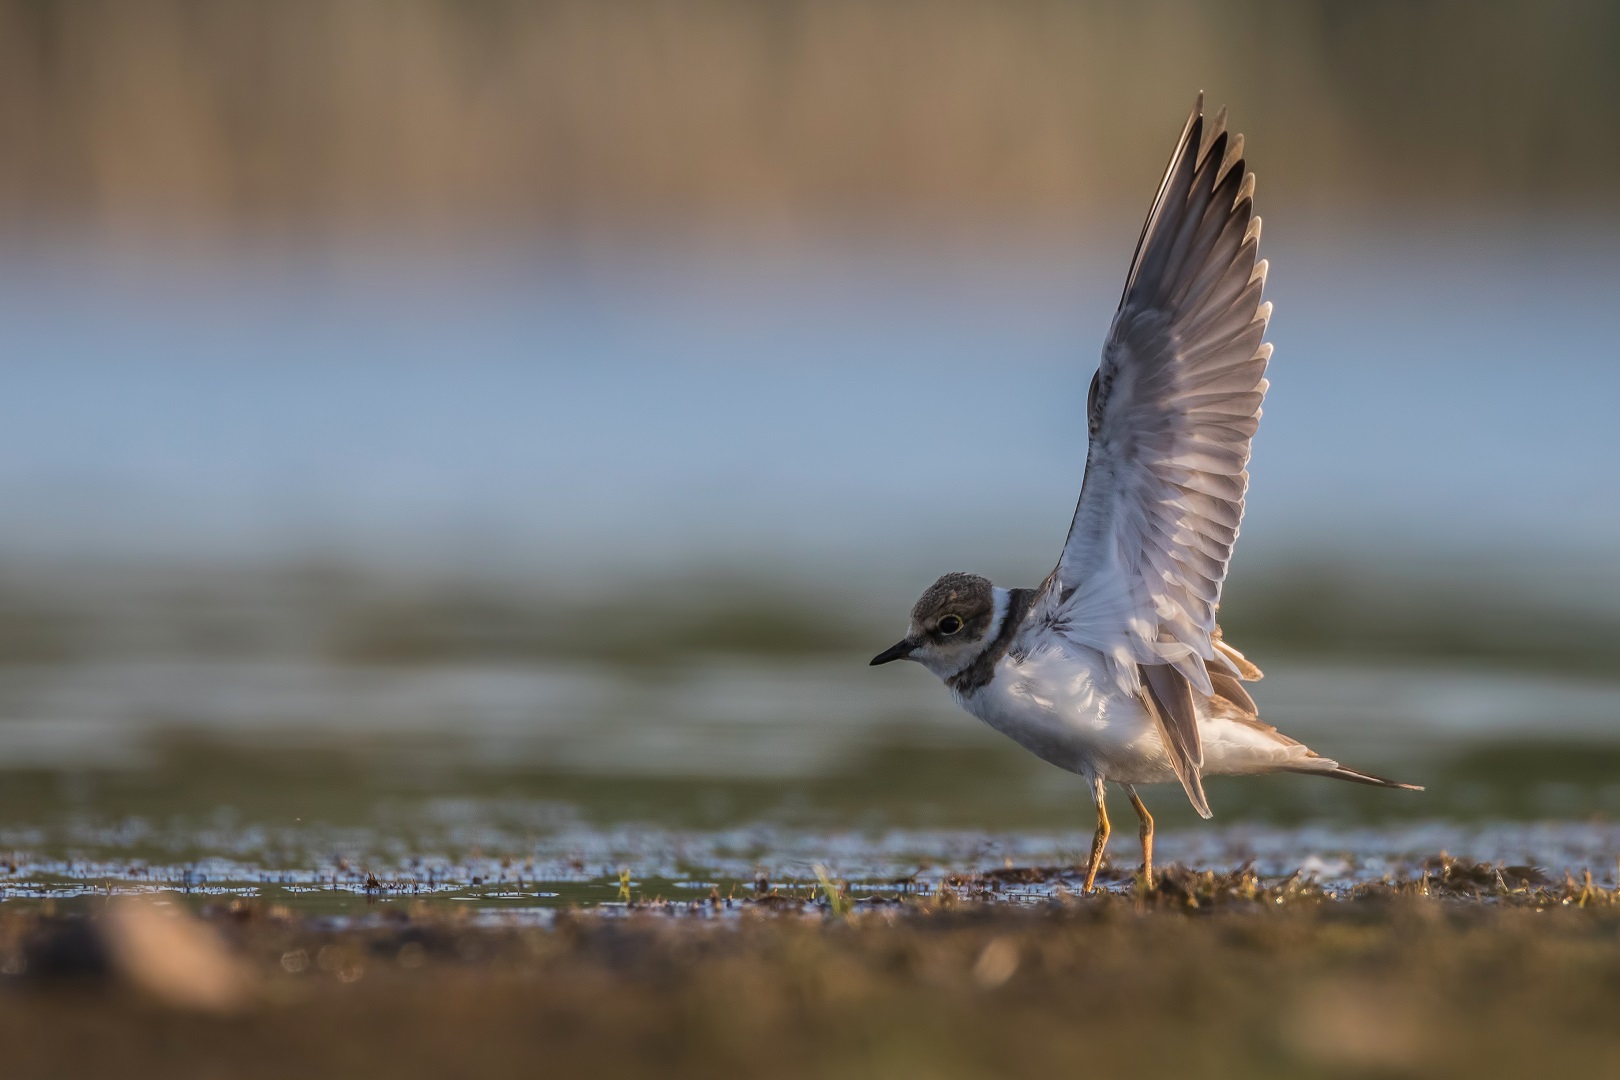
[0,648,1618,917]
[4,817,1618,920]
[3,655,1619,774]
[3,228,1619,570]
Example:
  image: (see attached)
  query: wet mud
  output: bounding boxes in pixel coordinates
[3,864,1620,1079]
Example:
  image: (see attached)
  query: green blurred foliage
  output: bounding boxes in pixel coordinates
[0,559,1615,674]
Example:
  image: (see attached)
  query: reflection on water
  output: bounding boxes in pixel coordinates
[1,648,1619,853]
[3,655,1620,778]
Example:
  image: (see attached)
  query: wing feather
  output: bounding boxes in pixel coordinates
[1208,669,1258,714]
[1140,665,1211,818]
[1037,97,1272,813]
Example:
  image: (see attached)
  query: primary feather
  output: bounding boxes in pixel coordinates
[1035,95,1272,815]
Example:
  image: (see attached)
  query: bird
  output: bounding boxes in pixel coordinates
[869,95,1421,892]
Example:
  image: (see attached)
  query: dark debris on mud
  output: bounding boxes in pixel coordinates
[913,852,1613,914]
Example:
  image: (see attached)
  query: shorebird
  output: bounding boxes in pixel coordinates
[870,96,1420,891]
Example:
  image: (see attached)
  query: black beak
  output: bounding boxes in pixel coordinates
[869,639,916,666]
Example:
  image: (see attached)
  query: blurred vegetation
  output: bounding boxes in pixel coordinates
[2,726,1617,836]
[0,558,1616,677]
[0,562,877,667]
[1,0,1616,234]
[325,579,866,667]
[1218,562,1620,678]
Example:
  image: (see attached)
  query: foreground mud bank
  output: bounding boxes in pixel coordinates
[3,862,1619,1079]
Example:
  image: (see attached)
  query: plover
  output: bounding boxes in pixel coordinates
[870,96,1421,891]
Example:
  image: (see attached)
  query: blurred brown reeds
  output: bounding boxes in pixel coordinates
[0,0,1616,236]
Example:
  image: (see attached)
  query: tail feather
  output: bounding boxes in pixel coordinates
[1291,763,1424,791]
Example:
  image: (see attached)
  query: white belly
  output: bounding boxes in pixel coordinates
[959,646,1178,784]
[957,644,1307,785]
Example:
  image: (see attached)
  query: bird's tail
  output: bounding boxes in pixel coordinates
[1287,761,1424,791]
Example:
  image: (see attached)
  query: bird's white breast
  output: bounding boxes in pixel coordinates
[957,638,1176,783]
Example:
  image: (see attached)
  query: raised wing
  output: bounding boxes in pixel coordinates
[1037,96,1271,815]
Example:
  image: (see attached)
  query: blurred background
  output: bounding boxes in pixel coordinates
[1,0,1618,863]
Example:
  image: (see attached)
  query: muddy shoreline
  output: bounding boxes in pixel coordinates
[4,862,1620,1079]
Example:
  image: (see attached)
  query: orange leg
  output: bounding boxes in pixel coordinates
[1124,784,1154,889]
[1083,777,1111,893]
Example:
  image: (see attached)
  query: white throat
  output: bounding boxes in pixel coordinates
[986,586,1011,644]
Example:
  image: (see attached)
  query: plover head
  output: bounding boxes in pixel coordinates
[869,572,999,679]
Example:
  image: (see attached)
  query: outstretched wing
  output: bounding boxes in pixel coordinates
[1037,96,1271,816]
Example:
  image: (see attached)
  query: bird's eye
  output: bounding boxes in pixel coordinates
[938,615,964,635]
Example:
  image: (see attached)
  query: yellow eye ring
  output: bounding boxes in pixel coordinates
[938,615,964,635]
